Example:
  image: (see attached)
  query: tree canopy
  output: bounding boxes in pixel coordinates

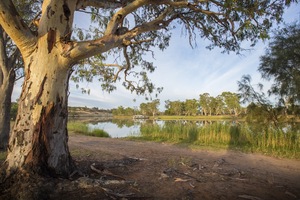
[259,23,300,107]
[14,0,295,97]
[238,22,300,119]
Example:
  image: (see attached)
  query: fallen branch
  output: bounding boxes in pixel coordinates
[174,169,202,182]
[174,177,191,182]
[90,163,125,180]
[69,169,84,179]
[126,156,148,161]
[238,194,263,200]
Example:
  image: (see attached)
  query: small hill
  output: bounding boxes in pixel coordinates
[68,106,113,119]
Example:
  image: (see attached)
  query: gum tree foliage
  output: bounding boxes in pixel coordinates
[238,75,281,124]
[221,91,241,116]
[140,99,160,116]
[184,99,198,116]
[258,23,300,110]
[238,23,300,121]
[165,100,184,115]
[199,93,211,116]
[0,0,296,177]
[112,105,135,115]
[213,95,226,115]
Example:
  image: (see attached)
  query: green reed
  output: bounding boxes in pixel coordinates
[67,121,110,138]
[138,121,300,159]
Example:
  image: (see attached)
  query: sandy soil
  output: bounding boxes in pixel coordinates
[0,134,299,200]
[66,134,300,200]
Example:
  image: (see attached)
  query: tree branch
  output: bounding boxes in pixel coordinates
[105,0,149,35]
[76,0,123,10]
[66,4,175,64]
[161,0,223,16]
[0,0,36,58]
[65,34,124,64]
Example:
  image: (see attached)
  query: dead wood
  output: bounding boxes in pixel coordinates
[90,163,125,180]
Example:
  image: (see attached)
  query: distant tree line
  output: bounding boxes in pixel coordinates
[112,91,244,117]
[112,99,161,117]
[165,91,242,116]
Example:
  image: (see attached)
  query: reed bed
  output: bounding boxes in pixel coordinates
[67,121,110,138]
[138,121,300,159]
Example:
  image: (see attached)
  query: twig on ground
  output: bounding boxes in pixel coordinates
[90,163,125,180]
[174,169,202,182]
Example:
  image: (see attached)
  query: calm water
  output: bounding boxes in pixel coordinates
[88,120,141,138]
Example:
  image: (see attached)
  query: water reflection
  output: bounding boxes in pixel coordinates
[88,120,140,138]
[87,119,299,138]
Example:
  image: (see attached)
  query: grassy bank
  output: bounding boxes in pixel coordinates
[129,122,300,159]
[67,122,110,138]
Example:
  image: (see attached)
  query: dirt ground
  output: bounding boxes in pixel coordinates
[1,134,300,200]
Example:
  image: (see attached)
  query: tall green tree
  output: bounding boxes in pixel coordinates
[165,100,184,115]
[148,99,160,117]
[140,99,160,116]
[0,0,294,178]
[139,103,148,116]
[112,106,125,115]
[214,95,225,115]
[221,92,241,116]
[199,93,211,116]
[258,23,300,113]
[184,99,198,116]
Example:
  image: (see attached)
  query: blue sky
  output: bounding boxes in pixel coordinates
[12,4,300,110]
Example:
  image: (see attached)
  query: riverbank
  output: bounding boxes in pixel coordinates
[1,134,299,199]
[70,135,300,200]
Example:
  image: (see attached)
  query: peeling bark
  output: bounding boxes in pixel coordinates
[47,29,56,54]
[6,58,75,176]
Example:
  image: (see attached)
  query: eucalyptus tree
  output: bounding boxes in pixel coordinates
[258,23,300,114]
[164,100,172,115]
[184,99,198,116]
[140,99,160,116]
[0,0,295,177]
[165,100,184,115]
[0,0,40,149]
[112,106,125,115]
[148,99,160,117]
[221,91,241,116]
[214,95,225,115]
[199,93,211,116]
[140,102,148,115]
[238,75,280,124]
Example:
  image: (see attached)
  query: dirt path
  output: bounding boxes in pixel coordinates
[67,134,300,200]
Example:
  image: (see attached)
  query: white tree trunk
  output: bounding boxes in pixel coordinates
[5,49,74,176]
